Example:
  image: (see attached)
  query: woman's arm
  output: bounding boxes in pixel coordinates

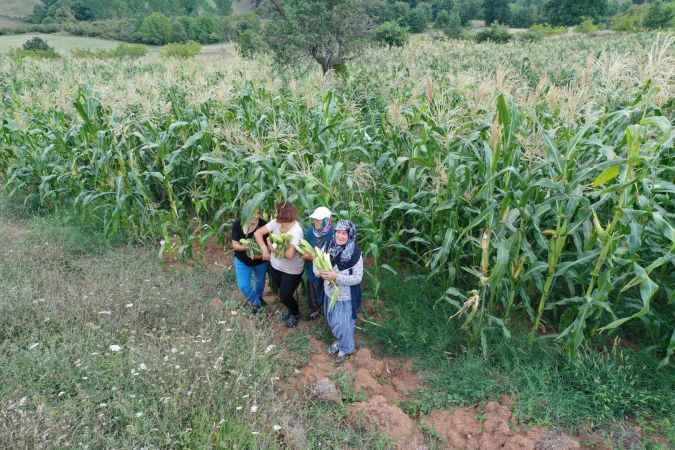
[254,225,271,259]
[335,257,364,286]
[232,240,248,252]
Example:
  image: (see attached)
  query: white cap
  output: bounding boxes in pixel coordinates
[309,206,332,220]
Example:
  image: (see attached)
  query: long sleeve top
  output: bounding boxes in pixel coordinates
[314,256,364,302]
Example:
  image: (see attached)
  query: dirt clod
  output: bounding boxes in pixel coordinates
[348,395,425,449]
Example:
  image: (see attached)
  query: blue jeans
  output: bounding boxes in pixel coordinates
[233,257,268,307]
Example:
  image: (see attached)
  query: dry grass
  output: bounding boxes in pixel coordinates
[0,0,40,19]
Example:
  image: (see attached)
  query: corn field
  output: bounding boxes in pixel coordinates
[1,33,673,363]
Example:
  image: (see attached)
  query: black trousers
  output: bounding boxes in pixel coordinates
[269,266,303,316]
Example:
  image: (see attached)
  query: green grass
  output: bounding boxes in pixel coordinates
[0,201,283,448]
[0,0,40,19]
[0,33,125,54]
[0,198,409,449]
[362,273,675,438]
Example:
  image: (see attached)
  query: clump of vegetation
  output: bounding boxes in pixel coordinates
[22,36,52,51]
[475,23,512,43]
[11,36,60,58]
[72,43,148,59]
[576,17,601,34]
[643,0,675,30]
[435,9,464,39]
[160,40,201,58]
[373,21,409,48]
[530,23,567,36]
[612,0,675,31]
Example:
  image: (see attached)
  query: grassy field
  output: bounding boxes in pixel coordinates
[0,0,40,19]
[0,33,127,54]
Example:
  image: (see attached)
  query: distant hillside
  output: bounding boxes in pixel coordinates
[0,0,40,19]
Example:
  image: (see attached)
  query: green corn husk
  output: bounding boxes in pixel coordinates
[239,238,262,259]
[295,239,316,258]
[268,233,292,258]
[314,247,339,309]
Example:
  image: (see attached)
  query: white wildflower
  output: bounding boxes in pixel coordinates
[109,345,122,352]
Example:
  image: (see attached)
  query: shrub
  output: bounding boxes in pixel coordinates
[160,41,202,58]
[10,48,60,59]
[112,43,148,58]
[475,24,512,43]
[530,23,567,36]
[22,37,52,52]
[138,12,174,45]
[518,30,543,43]
[436,10,464,39]
[14,37,60,59]
[576,18,600,34]
[236,29,268,58]
[403,5,431,33]
[373,21,409,47]
[72,43,148,59]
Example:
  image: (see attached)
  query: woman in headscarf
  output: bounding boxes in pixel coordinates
[315,220,363,363]
[302,207,334,319]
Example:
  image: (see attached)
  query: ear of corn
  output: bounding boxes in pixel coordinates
[268,233,292,258]
[314,247,339,309]
[239,238,262,259]
[295,239,317,258]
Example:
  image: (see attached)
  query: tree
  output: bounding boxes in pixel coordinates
[264,0,373,74]
[214,0,233,15]
[436,8,463,37]
[484,0,511,25]
[374,20,409,47]
[138,12,175,45]
[457,0,484,23]
[643,1,674,29]
[544,0,608,26]
[404,4,432,32]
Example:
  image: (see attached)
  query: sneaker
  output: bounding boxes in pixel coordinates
[279,310,291,323]
[309,309,320,320]
[335,351,351,365]
[285,314,299,328]
[327,341,339,355]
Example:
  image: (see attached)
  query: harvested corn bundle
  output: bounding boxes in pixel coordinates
[314,247,339,309]
[268,233,292,258]
[239,238,262,259]
[295,239,317,258]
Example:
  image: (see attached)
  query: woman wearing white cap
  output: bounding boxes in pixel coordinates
[302,206,334,319]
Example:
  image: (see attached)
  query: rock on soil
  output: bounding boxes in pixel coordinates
[311,377,341,403]
[534,431,581,450]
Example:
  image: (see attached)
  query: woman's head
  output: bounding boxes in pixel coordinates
[334,220,355,246]
[275,202,297,224]
[309,207,332,231]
